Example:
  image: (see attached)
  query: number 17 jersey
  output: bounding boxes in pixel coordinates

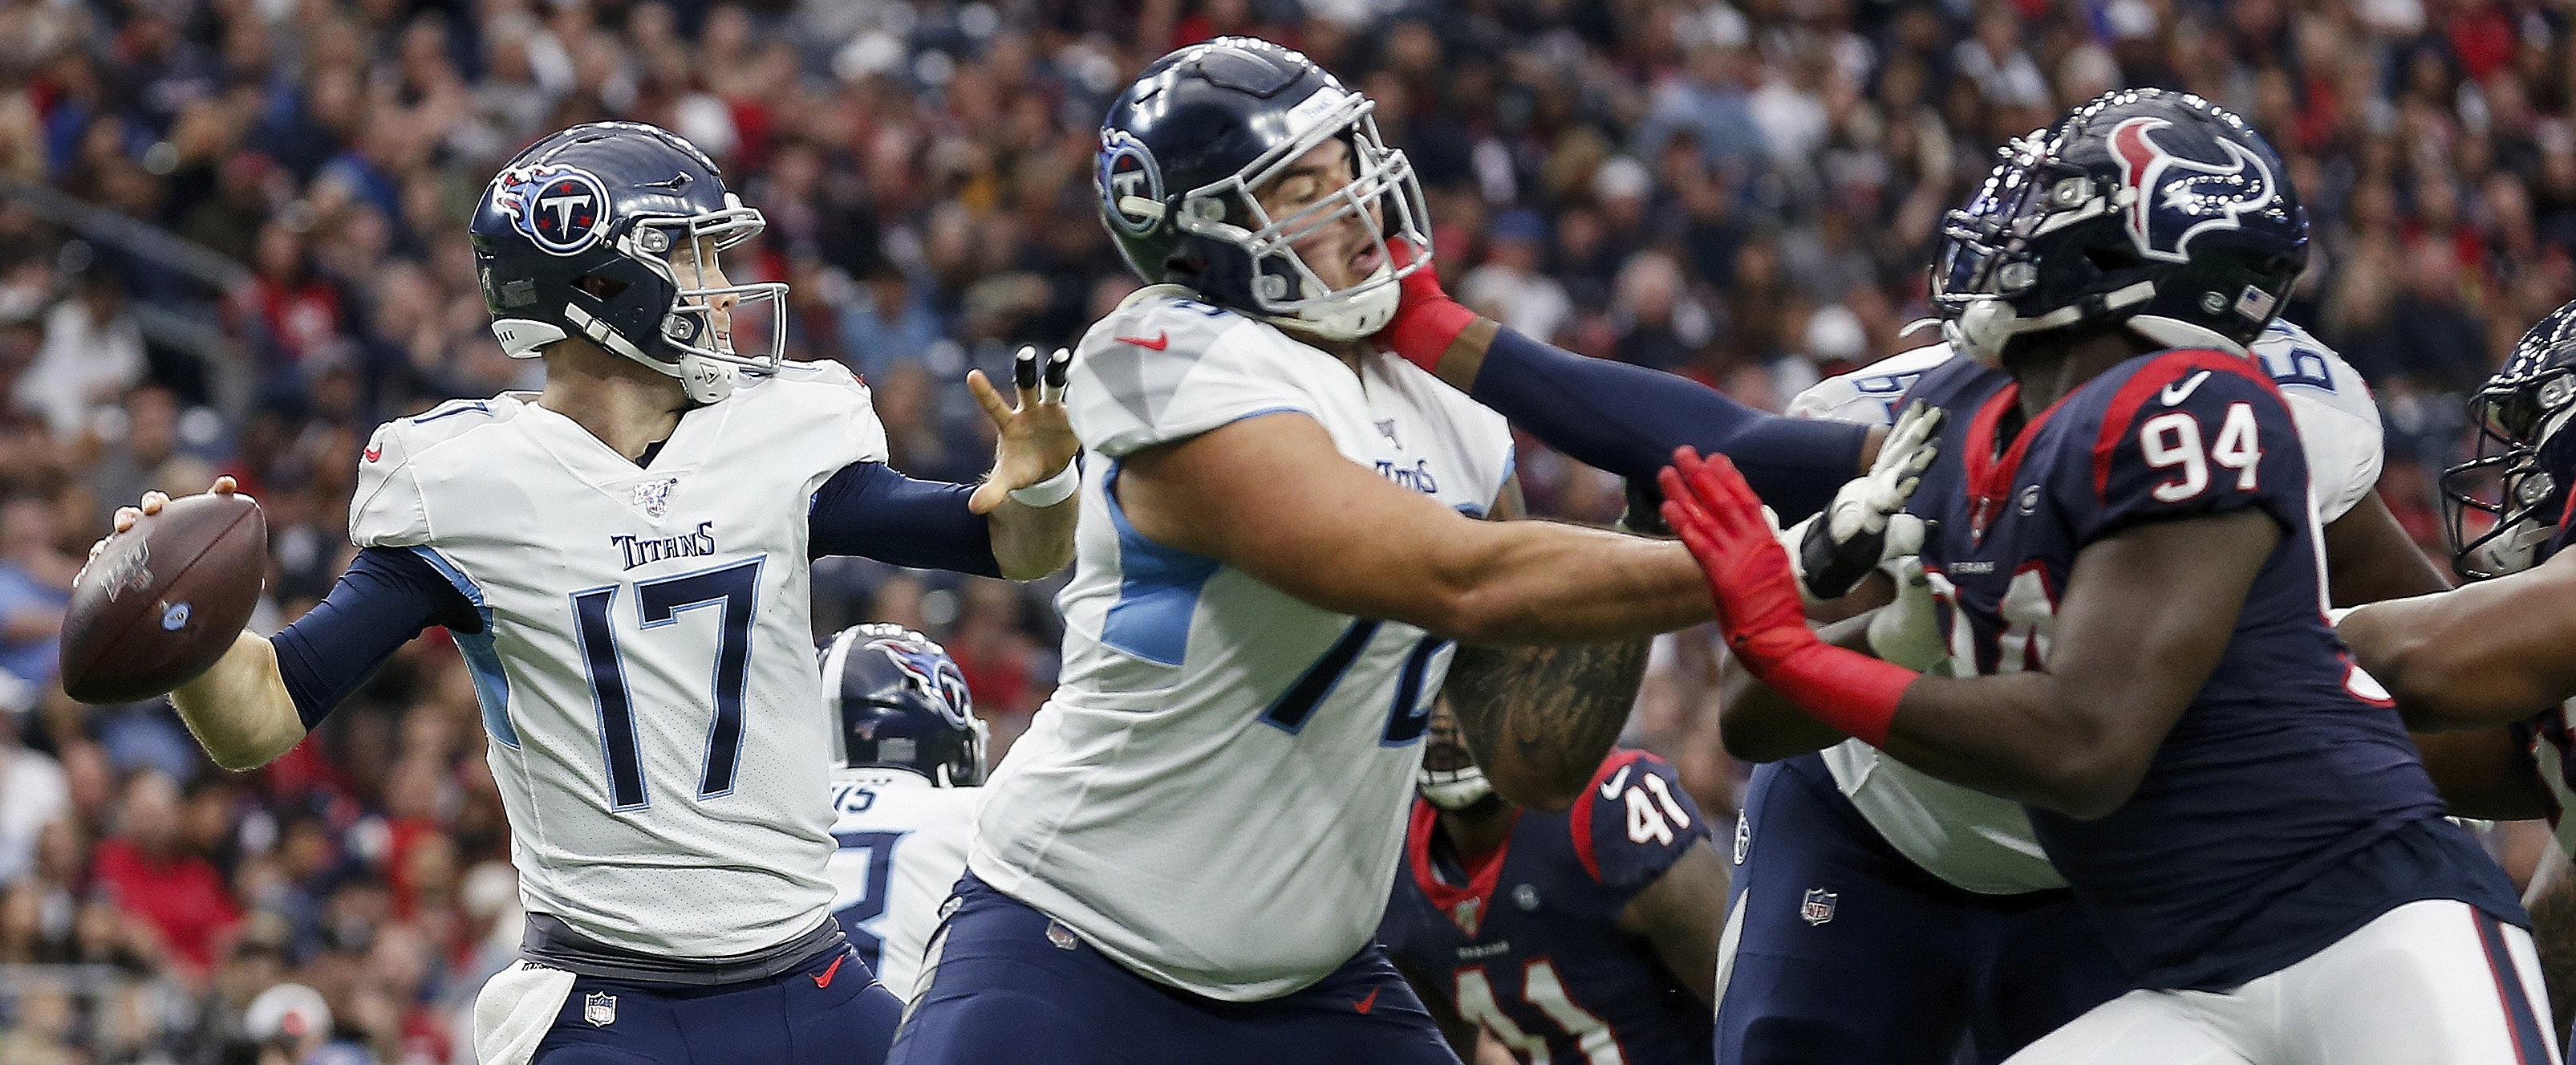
[349,362,890,960]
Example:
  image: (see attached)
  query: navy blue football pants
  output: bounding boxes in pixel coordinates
[533,943,902,1065]
[889,873,1459,1064]
[1716,754,2132,1065]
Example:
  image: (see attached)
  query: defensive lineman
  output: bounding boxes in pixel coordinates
[819,624,989,1002]
[1665,90,2543,1064]
[889,39,1730,1063]
[115,123,1079,1065]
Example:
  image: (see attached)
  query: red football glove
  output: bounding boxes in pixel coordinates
[1376,237,1478,375]
[1660,447,1917,746]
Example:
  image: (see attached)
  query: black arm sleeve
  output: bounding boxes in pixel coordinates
[809,461,1003,577]
[1474,326,1872,522]
[270,547,484,730]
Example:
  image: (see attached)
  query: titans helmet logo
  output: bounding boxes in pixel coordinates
[492,164,612,256]
[1097,129,1164,237]
[2109,116,2279,264]
[867,638,974,726]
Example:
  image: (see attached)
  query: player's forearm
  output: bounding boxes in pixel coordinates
[1445,639,1651,811]
[1439,323,1878,521]
[1433,524,1710,643]
[1715,613,1871,763]
[169,632,306,770]
[1871,672,2145,818]
[2340,578,2576,730]
[983,496,1077,580]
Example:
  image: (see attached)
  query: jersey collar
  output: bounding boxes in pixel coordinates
[1961,380,2079,540]
[1408,797,1519,938]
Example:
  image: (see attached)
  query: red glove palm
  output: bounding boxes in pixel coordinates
[1376,238,1478,375]
[1659,447,1917,746]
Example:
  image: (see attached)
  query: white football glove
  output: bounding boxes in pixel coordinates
[1865,556,1950,672]
[1794,400,1941,601]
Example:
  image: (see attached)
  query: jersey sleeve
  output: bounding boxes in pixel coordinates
[1568,751,1708,898]
[2252,327,2383,524]
[2079,350,2312,546]
[1783,342,1957,425]
[350,403,482,547]
[770,359,890,467]
[1066,287,1320,459]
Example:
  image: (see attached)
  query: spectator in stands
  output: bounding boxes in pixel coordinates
[91,770,237,978]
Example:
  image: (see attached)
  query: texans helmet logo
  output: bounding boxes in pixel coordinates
[866,637,974,726]
[492,164,611,256]
[2109,116,2280,264]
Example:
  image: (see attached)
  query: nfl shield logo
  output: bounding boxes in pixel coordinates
[1800,888,1837,926]
[1451,897,1482,937]
[582,991,617,1027]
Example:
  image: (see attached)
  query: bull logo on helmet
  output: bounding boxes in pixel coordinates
[1097,129,1164,237]
[2108,116,2280,264]
[491,164,612,256]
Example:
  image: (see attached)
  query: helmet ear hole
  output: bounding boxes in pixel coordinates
[574,274,629,300]
[2084,246,2140,273]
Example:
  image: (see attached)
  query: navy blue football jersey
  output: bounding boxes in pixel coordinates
[1900,348,2523,990]
[1378,751,1712,1064]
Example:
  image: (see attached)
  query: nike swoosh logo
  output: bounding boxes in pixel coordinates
[1353,987,1381,1014]
[363,445,383,462]
[811,954,845,989]
[1115,332,1170,351]
[1600,765,1632,799]
[2160,370,2213,406]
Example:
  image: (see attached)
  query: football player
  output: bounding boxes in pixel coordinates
[888,39,1734,1063]
[818,624,988,1002]
[1707,315,2486,1063]
[1379,704,1726,1063]
[1661,89,2546,1063]
[2337,298,2576,1043]
[110,123,1081,1065]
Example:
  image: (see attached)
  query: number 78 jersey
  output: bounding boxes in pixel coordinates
[349,364,890,960]
[1899,348,2476,990]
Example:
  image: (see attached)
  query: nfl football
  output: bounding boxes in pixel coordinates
[59,491,267,705]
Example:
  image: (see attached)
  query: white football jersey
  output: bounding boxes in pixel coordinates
[823,770,980,1001]
[1793,321,2386,894]
[351,361,889,957]
[968,287,1516,1001]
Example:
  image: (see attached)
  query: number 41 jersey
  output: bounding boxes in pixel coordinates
[350,362,890,960]
[1900,347,2521,990]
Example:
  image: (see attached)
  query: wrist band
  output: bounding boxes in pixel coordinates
[1381,295,1478,370]
[1007,461,1080,507]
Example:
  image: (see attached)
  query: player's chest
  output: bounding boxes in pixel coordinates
[1912,416,2088,678]
[1309,371,1498,514]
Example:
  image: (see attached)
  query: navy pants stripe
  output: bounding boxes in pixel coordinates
[889,874,1459,1065]
[534,944,901,1065]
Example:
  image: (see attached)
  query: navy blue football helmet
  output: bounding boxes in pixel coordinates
[2444,299,2576,579]
[1933,89,2307,365]
[820,624,987,787]
[1096,37,1431,340]
[470,121,785,404]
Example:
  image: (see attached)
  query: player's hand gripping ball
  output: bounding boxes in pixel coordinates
[968,345,1081,514]
[61,478,266,704]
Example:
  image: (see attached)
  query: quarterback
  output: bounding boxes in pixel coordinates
[115,123,1078,1065]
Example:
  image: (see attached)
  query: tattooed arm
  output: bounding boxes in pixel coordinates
[1442,477,1656,812]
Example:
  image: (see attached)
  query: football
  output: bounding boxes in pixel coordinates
[59,491,268,705]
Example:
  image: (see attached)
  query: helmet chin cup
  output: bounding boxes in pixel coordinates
[678,354,737,404]
[1264,262,1398,341]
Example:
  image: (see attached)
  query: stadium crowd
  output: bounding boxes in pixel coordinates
[0,0,2572,1059]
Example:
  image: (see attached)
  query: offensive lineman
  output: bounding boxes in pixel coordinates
[889,39,1739,1062]
[1380,705,1727,1063]
[819,624,989,1001]
[106,123,1080,1065]
[1662,90,2543,1064]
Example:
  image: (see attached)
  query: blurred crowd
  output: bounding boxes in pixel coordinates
[0,0,2571,1059]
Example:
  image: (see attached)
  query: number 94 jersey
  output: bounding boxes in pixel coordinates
[1379,752,1712,1064]
[1901,348,2517,990]
[349,362,890,960]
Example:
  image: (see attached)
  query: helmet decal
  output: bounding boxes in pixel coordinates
[1098,129,1164,237]
[492,164,612,256]
[2109,116,2281,264]
[866,636,974,728]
